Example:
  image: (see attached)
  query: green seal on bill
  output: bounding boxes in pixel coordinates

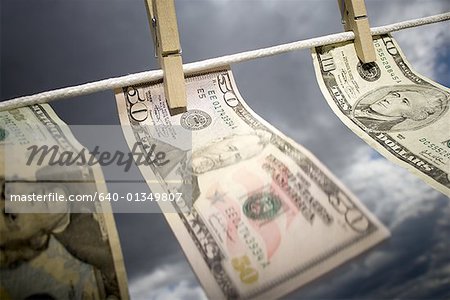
[243,192,282,221]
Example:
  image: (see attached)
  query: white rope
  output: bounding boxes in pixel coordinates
[1,12,449,111]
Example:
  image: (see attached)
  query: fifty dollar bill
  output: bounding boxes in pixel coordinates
[115,68,389,299]
[312,34,450,196]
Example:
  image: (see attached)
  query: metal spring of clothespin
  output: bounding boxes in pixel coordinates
[145,0,187,115]
[338,0,376,63]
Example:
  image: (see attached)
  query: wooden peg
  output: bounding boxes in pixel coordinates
[145,0,187,113]
[338,0,376,63]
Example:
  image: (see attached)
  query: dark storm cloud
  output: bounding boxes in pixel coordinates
[1,0,154,124]
[116,213,186,282]
[288,195,450,300]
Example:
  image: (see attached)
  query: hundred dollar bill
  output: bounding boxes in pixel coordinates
[0,104,129,299]
[312,34,450,196]
[115,68,390,299]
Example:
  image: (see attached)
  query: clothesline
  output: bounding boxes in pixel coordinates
[1,12,449,111]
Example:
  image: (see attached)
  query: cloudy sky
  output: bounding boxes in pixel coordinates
[1,0,450,299]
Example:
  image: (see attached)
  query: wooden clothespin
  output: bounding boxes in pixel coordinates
[338,0,376,63]
[145,0,187,114]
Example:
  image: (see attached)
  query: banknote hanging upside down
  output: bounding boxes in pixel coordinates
[115,67,390,299]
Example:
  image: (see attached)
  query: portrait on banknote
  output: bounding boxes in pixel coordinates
[0,111,126,300]
[190,129,272,175]
[312,34,450,195]
[170,129,273,206]
[0,165,122,299]
[352,85,449,132]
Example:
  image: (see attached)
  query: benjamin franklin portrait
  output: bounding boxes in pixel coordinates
[352,85,449,132]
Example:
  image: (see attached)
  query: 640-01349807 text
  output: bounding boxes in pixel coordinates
[7,192,183,203]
